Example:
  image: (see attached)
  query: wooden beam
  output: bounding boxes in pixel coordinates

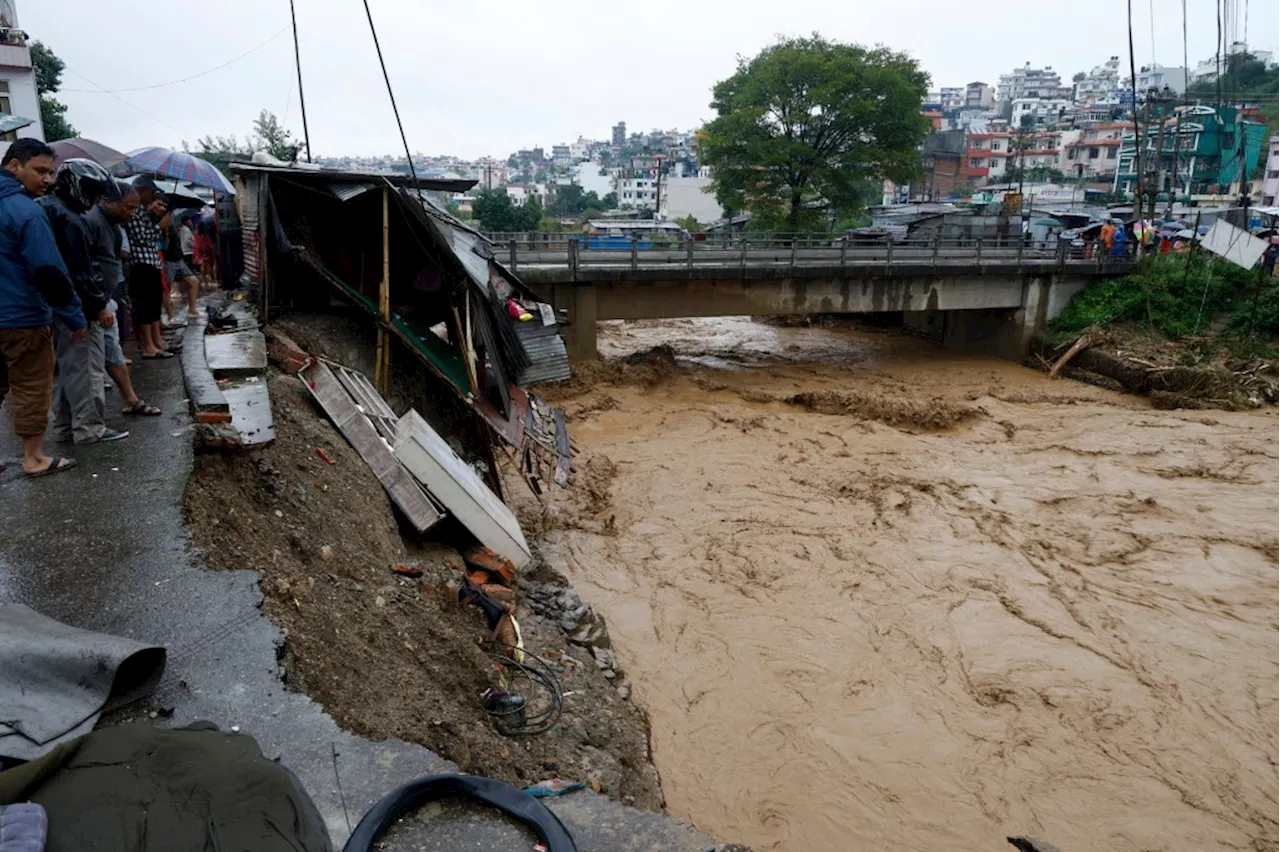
[376,184,392,395]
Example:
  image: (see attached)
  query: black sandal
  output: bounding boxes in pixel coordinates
[124,399,162,416]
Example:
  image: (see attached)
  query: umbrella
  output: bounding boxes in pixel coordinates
[1175,229,1197,239]
[153,179,207,210]
[49,138,126,169]
[0,113,35,134]
[118,147,234,194]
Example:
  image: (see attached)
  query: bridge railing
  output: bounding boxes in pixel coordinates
[481,232,1128,274]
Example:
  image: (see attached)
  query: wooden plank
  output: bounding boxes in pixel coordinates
[205,330,267,377]
[301,361,443,533]
[222,381,275,446]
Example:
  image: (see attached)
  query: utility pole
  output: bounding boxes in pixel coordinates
[289,0,312,162]
[1126,0,1144,227]
[1166,106,1183,219]
[1148,88,1169,224]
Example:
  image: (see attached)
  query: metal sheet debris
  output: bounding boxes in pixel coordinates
[394,409,532,569]
[301,360,443,534]
[222,383,276,447]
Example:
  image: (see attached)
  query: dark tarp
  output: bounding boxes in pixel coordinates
[0,605,165,761]
[0,722,332,852]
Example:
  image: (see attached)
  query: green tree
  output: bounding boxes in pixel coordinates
[30,41,77,141]
[700,34,929,232]
[600,191,618,209]
[472,189,545,231]
[187,134,252,173]
[1072,71,1086,83]
[252,110,298,161]
[1186,52,1279,99]
[675,214,704,233]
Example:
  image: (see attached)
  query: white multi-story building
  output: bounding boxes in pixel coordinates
[1190,42,1278,83]
[1135,64,1187,94]
[1073,57,1120,103]
[997,64,1068,102]
[965,81,994,108]
[1262,133,1279,207]
[615,177,656,209]
[939,87,965,110]
[1011,98,1071,127]
[0,0,44,142]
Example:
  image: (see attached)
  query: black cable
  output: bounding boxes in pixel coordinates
[289,0,312,162]
[359,0,420,190]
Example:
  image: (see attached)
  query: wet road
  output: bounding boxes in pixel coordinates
[0,324,720,852]
[540,318,1279,851]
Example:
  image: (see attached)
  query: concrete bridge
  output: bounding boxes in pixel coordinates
[498,234,1135,362]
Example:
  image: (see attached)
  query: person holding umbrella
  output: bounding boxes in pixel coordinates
[122,175,174,358]
[38,158,129,445]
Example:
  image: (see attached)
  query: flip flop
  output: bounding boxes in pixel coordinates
[141,351,176,359]
[124,399,162,416]
[25,457,77,478]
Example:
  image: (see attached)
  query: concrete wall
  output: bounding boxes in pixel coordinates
[0,66,43,140]
[659,177,723,224]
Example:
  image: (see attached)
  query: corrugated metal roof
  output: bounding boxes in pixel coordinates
[327,181,376,201]
[229,162,476,193]
[513,321,571,385]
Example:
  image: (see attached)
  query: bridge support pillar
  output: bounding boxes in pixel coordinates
[562,282,599,362]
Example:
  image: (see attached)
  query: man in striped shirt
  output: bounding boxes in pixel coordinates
[123,176,173,358]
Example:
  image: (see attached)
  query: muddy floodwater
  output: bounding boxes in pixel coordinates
[539,318,1278,852]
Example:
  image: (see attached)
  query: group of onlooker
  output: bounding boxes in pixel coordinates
[0,138,185,477]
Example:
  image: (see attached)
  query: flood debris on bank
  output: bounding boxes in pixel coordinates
[182,163,670,817]
[1039,251,1278,410]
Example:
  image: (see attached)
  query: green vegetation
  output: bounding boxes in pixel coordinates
[189,110,299,171]
[471,189,543,232]
[1186,52,1280,134]
[1053,254,1278,354]
[700,34,929,232]
[31,41,76,141]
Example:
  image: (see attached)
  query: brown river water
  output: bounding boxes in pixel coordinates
[535,317,1278,852]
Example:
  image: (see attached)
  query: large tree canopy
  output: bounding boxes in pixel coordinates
[700,35,929,232]
[30,41,77,141]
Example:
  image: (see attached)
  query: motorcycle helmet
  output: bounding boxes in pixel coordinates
[53,158,121,211]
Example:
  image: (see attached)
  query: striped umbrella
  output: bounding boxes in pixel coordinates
[118,146,235,194]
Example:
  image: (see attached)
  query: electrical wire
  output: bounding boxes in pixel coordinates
[62,25,289,93]
[359,0,419,189]
[62,67,187,136]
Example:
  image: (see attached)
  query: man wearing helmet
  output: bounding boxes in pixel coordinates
[38,157,129,445]
[0,139,86,476]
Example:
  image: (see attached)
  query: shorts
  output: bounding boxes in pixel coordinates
[0,325,55,438]
[129,264,164,325]
[103,299,125,367]
[165,259,194,281]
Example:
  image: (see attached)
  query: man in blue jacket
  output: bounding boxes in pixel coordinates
[0,138,86,477]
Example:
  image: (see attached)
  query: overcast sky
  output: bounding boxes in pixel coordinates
[20,0,1279,159]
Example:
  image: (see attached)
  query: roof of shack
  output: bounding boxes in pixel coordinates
[229,162,477,193]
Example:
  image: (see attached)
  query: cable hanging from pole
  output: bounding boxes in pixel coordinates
[360,0,419,190]
[290,0,312,162]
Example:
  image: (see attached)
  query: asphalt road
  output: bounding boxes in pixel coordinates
[0,324,721,852]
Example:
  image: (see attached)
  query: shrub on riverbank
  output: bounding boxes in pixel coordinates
[1053,254,1277,349]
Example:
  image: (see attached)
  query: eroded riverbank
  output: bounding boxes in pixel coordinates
[534,318,1279,851]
